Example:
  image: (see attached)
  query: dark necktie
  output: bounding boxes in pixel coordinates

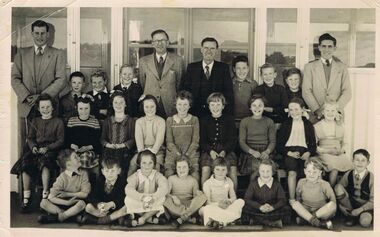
[37,46,43,55]
[157,56,164,78]
[205,65,210,80]
[325,59,330,67]
[72,172,78,176]
[355,173,361,182]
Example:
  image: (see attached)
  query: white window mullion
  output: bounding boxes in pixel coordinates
[111,7,124,87]
[254,7,267,84]
[67,7,80,73]
[297,7,310,70]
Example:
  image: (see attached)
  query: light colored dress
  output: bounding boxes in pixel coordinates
[314,120,353,172]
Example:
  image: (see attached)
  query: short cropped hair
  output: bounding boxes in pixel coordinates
[90,70,108,82]
[212,157,229,171]
[282,67,302,88]
[151,29,169,40]
[353,149,370,161]
[32,20,49,32]
[304,157,325,171]
[260,63,276,74]
[101,158,121,169]
[232,55,249,68]
[69,71,85,82]
[289,97,305,109]
[319,33,337,46]
[57,149,76,169]
[136,150,157,167]
[119,64,135,74]
[259,159,278,175]
[207,92,226,105]
[201,37,219,48]
[176,90,193,107]
[36,93,55,110]
[248,94,268,109]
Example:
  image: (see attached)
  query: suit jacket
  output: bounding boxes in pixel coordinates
[139,52,185,117]
[11,46,66,118]
[183,61,234,117]
[302,59,351,113]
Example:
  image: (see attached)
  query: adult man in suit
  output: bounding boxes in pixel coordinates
[183,37,234,117]
[139,29,185,118]
[302,33,351,122]
[11,20,66,154]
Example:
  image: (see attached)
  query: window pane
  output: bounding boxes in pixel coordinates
[310,8,375,68]
[11,8,67,62]
[266,8,297,86]
[80,8,111,91]
[124,8,186,67]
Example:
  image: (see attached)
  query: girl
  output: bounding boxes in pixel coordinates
[239,95,276,181]
[164,157,207,228]
[66,95,101,173]
[231,55,258,122]
[200,158,245,229]
[253,63,288,125]
[165,90,200,181]
[277,97,317,200]
[314,102,352,187]
[124,150,168,226]
[242,159,291,228]
[113,64,143,118]
[101,91,136,176]
[128,94,165,176]
[282,67,306,106]
[290,157,336,230]
[11,94,64,211]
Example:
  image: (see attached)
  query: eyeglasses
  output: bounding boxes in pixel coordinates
[152,39,168,44]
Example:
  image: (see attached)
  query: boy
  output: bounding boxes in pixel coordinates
[38,149,91,223]
[87,70,110,120]
[334,149,374,228]
[200,93,237,189]
[59,71,85,123]
[113,64,143,117]
[78,158,127,225]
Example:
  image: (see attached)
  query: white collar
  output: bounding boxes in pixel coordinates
[202,60,214,72]
[354,169,367,180]
[105,178,117,186]
[137,169,156,185]
[93,88,108,96]
[258,177,273,188]
[173,114,192,123]
[34,44,47,54]
[155,52,167,62]
[321,57,332,65]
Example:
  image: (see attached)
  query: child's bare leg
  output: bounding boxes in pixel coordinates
[22,172,31,193]
[139,211,159,225]
[334,183,353,214]
[201,166,211,186]
[288,171,297,200]
[328,170,338,187]
[290,200,313,221]
[41,167,50,192]
[59,200,86,222]
[315,201,336,220]
[128,155,138,177]
[85,203,103,217]
[40,199,63,214]
[228,166,238,192]
[110,206,128,220]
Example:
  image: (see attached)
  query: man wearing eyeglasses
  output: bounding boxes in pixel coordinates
[302,33,351,123]
[183,37,234,117]
[139,29,185,118]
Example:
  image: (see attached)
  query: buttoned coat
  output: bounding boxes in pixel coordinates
[139,52,185,117]
[302,59,351,113]
[11,46,66,118]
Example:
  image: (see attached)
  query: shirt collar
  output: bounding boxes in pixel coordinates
[321,57,332,65]
[65,169,81,177]
[137,169,156,185]
[258,177,273,188]
[155,52,167,62]
[93,88,108,96]
[34,44,47,54]
[354,169,367,180]
[172,114,192,123]
[105,177,117,186]
[202,60,214,72]
[233,77,251,84]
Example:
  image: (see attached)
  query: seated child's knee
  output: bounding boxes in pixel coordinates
[288,171,297,178]
[334,183,345,196]
[359,212,372,228]
[85,203,93,212]
[40,199,48,209]
[76,200,86,209]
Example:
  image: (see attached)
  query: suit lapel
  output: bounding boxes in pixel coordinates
[162,53,174,78]
[26,47,36,90]
[147,54,160,80]
[316,61,327,90]
[328,61,338,90]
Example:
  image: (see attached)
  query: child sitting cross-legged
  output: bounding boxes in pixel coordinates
[334,149,374,228]
[241,159,291,228]
[38,149,90,223]
[199,157,245,229]
[164,156,207,228]
[77,158,127,225]
[290,157,336,230]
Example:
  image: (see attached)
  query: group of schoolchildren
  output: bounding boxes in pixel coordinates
[11,54,373,231]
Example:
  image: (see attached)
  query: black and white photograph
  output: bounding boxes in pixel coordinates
[0,0,379,236]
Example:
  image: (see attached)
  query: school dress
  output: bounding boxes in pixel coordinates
[314,120,353,172]
[201,175,245,226]
[11,117,64,177]
[242,177,291,224]
[165,115,200,175]
[164,175,207,219]
[238,116,276,175]
[124,169,168,216]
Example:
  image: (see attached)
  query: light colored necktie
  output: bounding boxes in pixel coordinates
[37,46,43,55]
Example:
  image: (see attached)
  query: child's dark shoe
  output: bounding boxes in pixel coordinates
[344,217,356,227]
[38,214,59,224]
[171,218,183,228]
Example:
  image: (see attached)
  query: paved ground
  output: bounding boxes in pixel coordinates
[10,192,372,232]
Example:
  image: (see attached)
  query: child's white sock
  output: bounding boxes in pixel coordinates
[23,190,31,203]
